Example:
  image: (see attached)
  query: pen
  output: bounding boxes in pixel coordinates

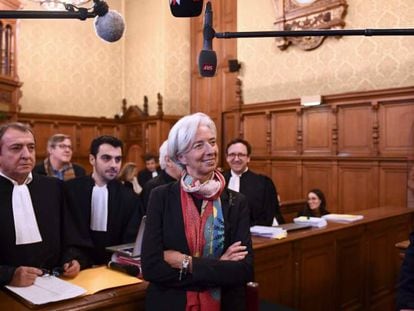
[40,267,64,277]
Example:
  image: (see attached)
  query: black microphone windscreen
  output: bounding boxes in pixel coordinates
[108,261,141,277]
[198,49,217,77]
[169,0,203,17]
[94,10,125,43]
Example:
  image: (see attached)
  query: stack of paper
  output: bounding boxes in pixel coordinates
[6,275,86,305]
[250,226,287,239]
[322,214,364,223]
[293,216,327,228]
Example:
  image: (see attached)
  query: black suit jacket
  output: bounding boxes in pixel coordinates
[141,181,254,311]
[138,168,162,187]
[223,170,285,226]
[398,231,414,309]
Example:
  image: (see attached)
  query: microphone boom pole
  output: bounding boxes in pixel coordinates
[215,28,414,39]
[0,10,94,20]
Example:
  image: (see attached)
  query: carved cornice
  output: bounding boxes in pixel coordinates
[273,0,348,51]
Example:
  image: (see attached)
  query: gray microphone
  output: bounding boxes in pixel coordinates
[94,10,125,42]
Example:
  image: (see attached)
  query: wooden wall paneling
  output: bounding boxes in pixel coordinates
[365,218,401,310]
[248,160,271,178]
[221,113,238,167]
[302,106,332,155]
[28,121,56,158]
[242,112,268,155]
[254,243,294,306]
[145,121,160,155]
[338,161,379,213]
[99,124,120,137]
[336,226,366,310]
[77,124,99,157]
[270,109,298,156]
[272,160,302,202]
[302,160,336,211]
[337,103,373,156]
[379,161,409,208]
[295,234,336,311]
[379,100,414,156]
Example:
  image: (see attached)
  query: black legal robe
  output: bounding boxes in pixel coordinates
[0,174,88,286]
[64,176,143,265]
[224,169,285,226]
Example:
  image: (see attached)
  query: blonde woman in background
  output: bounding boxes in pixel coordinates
[118,162,142,195]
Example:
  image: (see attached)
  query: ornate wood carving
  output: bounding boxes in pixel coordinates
[273,0,348,50]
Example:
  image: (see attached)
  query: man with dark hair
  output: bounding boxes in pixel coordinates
[137,152,161,187]
[65,135,143,265]
[0,122,88,287]
[33,133,86,180]
[224,138,285,226]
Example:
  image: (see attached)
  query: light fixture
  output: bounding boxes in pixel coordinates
[301,95,322,107]
[29,0,92,11]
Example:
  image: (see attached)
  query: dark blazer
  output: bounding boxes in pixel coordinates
[223,169,285,226]
[138,168,162,187]
[33,161,86,178]
[398,231,414,309]
[141,169,177,214]
[141,181,254,311]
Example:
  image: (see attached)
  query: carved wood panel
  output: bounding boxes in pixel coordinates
[338,162,378,212]
[302,107,332,155]
[271,110,298,155]
[272,160,302,202]
[379,162,408,208]
[379,100,414,156]
[337,103,373,155]
[243,113,268,155]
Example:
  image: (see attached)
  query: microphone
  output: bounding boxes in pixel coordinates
[108,261,141,277]
[93,1,125,43]
[198,1,217,77]
[169,0,203,18]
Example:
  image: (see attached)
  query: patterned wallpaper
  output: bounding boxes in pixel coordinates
[124,0,190,116]
[17,0,190,117]
[238,0,414,104]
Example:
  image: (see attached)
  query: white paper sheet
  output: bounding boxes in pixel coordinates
[6,275,86,305]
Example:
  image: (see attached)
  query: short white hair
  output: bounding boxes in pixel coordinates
[158,140,168,170]
[167,112,217,167]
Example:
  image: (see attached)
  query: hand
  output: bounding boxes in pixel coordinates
[164,250,193,273]
[220,241,248,261]
[9,266,42,287]
[62,260,80,278]
[164,250,184,269]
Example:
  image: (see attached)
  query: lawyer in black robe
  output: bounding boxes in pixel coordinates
[64,176,143,265]
[0,174,89,286]
[224,170,285,226]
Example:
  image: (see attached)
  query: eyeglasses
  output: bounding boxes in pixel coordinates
[56,144,73,150]
[227,153,248,159]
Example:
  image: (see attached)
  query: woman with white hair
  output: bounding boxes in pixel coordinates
[142,112,253,310]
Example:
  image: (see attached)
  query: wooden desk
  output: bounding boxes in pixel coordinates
[1,207,413,311]
[0,282,148,310]
[253,206,414,311]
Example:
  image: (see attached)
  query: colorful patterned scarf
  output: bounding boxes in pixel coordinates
[180,169,225,311]
[44,158,76,181]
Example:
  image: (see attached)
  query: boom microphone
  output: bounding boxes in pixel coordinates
[93,0,125,43]
[169,0,203,18]
[198,1,217,77]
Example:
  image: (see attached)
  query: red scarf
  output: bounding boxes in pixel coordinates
[180,170,225,311]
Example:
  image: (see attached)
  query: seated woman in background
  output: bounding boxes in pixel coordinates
[118,162,142,195]
[297,188,330,218]
[141,112,253,311]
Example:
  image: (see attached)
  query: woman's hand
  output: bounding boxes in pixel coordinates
[164,250,192,273]
[220,241,248,261]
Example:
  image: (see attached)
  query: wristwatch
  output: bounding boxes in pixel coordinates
[179,255,190,281]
